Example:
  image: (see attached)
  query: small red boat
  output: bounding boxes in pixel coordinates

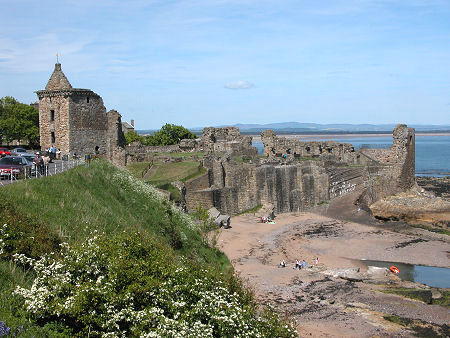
[390,266,400,274]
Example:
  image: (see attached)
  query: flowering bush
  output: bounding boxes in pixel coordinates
[14,231,296,337]
[0,321,10,336]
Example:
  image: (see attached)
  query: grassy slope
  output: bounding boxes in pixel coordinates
[145,161,201,185]
[0,159,297,337]
[126,160,206,203]
[0,159,229,268]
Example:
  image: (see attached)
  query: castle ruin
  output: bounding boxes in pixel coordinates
[181,125,415,215]
[36,63,126,165]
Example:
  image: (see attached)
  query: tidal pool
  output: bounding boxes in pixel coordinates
[361,260,450,288]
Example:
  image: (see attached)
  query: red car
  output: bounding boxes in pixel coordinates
[0,156,30,179]
[0,148,11,157]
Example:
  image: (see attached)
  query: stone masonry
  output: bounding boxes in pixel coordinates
[36,63,127,166]
[183,125,416,215]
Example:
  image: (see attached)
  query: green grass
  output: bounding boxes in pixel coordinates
[383,315,449,337]
[294,156,319,161]
[0,158,297,337]
[126,161,152,178]
[433,291,450,308]
[146,161,202,186]
[236,204,263,216]
[381,288,432,304]
[408,223,450,236]
[154,151,205,159]
[181,166,207,182]
[0,160,227,266]
[156,182,182,202]
[233,156,253,163]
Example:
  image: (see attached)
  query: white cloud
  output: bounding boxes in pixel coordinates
[224,80,254,89]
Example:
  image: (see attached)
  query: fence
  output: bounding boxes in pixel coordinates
[0,158,85,186]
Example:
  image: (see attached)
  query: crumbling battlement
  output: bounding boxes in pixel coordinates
[126,126,257,161]
[202,127,257,156]
[261,130,355,160]
[184,125,416,215]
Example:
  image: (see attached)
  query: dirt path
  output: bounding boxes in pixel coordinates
[218,203,449,337]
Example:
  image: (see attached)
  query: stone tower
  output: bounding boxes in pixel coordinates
[36,63,109,156]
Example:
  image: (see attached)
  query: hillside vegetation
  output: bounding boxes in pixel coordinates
[126,158,206,203]
[0,160,295,337]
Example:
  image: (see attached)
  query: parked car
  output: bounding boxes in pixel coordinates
[0,148,11,157]
[17,153,35,165]
[0,156,30,179]
[12,147,28,153]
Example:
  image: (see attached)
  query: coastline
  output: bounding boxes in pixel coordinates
[218,191,450,337]
[251,132,450,142]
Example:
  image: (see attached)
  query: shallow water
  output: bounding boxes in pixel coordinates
[361,259,450,288]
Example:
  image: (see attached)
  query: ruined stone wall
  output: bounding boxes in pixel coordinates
[202,127,257,155]
[105,110,127,167]
[68,91,108,155]
[184,174,213,211]
[126,144,181,154]
[391,124,415,190]
[326,167,366,199]
[356,125,416,207]
[184,125,415,215]
[186,189,216,211]
[187,158,332,214]
[261,130,355,160]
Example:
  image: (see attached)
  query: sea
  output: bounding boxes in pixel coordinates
[252,135,450,177]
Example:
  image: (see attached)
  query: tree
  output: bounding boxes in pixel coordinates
[124,130,144,145]
[0,97,39,147]
[144,123,196,146]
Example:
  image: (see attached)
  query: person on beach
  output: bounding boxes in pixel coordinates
[295,259,301,270]
[315,257,319,265]
[302,260,306,269]
[278,260,286,268]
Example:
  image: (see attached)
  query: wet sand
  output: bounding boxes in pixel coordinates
[218,193,450,337]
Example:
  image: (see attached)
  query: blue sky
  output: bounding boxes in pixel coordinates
[1,0,449,128]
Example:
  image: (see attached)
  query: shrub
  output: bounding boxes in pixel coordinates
[0,200,61,261]
[13,231,296,337]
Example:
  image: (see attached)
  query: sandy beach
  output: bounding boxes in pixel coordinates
[218,192,450,337]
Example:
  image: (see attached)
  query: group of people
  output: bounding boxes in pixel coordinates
[294,259,307,270]
[260,216,274,223]
[46,146,60,160]
[278,257,319,269]
[33,152,52,175]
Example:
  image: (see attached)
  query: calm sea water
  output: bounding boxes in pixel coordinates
[252,135,450,177]
[361,260,450,288]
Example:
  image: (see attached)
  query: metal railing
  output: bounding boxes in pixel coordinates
[0,158,85,186]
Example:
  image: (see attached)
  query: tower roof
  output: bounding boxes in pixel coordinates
[45,63,72,90]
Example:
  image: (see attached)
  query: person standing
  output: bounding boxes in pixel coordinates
[33,152,44,176]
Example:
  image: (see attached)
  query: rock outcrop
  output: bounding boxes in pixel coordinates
[370,191,450,227]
